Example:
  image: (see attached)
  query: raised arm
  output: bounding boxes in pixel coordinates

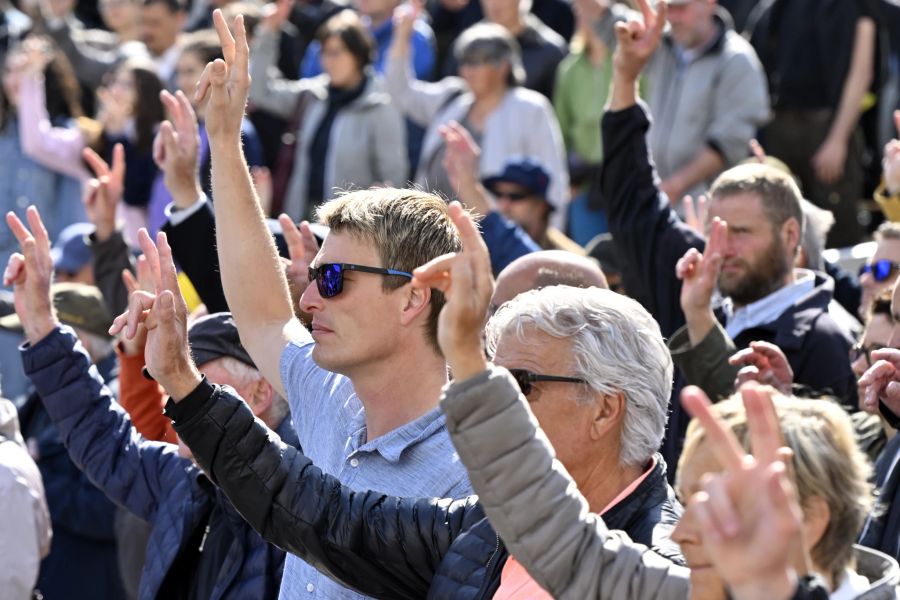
[602,0,703,338]
[413,199,691,599]
[200,11,308,397]
[16,42,89,181]
[386,1,466,127]
[4,208,188,524]
[248,0,311,120]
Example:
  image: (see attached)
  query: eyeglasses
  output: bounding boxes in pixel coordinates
[508,368,587,398]
[859,260,900,283]
[308,263,413,298]
[849,342,886,368]
[491,189,532,202]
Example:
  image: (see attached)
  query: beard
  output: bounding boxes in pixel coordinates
[718,237,792,306]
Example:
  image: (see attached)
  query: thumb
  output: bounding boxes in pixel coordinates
[208,59,230,105]
[157,290,178,330]
[160,120,177,154]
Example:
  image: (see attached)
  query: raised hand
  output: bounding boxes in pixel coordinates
[749,138,767,164]
[4,207,58,344]
[858,347,900,415]
[612,0,667,83]
[441,120,480,192]
[812,136,847,185]
[676,217,726,344]
[681,385,804,600]
[729,341,794,394]
[196,10,250,145]
[83,143,125,242]
[883,110,900,194]
[109,230,200,400]
[260,0,294,33]
[119,255,153,356]
[392,0,422,45]
[412,202,494,380]
[683,194,708,236]
[154,90,202,209]
[278,214,319,304]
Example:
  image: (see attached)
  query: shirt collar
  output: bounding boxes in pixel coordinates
[348,406,448,463]
[724,269,816,339]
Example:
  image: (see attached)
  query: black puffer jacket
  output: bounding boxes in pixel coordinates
[167,379,684,599]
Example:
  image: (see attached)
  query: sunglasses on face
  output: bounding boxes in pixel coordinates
[859,259,900,283]
[308,263,413,298]
[491,189,532,202]
[508,368,587,399]
[849,342,886,369]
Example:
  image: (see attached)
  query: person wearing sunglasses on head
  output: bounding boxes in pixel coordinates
[482,156,585,255]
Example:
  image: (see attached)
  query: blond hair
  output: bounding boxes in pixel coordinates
[316,188,463,351]
[678,394,874,584]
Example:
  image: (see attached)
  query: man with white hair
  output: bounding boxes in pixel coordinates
[118,198,683,597]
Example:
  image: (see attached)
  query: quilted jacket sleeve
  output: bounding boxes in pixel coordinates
[22,326,191,523]
[168,381,478,600]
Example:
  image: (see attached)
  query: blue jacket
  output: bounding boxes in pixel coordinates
[22,326,297,600]
[17,351,123,600]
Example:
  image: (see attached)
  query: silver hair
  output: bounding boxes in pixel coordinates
[202,356,289,418]
[453,23,526,87]
[486,286,672,467]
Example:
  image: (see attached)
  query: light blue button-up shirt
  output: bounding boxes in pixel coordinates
[723,269,817,339]
[277,339,472,599]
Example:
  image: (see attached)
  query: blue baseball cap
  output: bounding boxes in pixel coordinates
[51,223,94,275]
[482,158,552,202]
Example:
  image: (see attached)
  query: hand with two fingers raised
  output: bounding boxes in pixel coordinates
[412,202,493,381]
[681,384,805,600]
[109,229,201,400]
[4,207,58,344]
[196,10,252,145]
[82,144,125,242]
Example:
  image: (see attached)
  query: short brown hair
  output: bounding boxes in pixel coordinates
[709,163,804,240]
[316,188,463,352]
[679,393,874,584]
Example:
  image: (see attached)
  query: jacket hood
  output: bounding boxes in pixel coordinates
[851,544,900,599]
[0,397,25,448]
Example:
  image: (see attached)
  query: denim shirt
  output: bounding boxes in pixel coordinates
[277,338,472,599]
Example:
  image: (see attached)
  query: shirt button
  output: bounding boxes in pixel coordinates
[306,583,315,592]
[349,458,359,467]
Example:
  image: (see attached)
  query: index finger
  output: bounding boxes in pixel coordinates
[278,214,305,261]
[742,384,782,466]
[137,228,163,293]
[110,143,125,185]
[83,147,110,178]
[894,110,900,138]
[871,348,900,368]
[705,217,727,256]
[174,90,199,136]
[6,211,33,245]
[681,385,745,471]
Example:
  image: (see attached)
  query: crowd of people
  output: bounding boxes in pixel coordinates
[3,0,900,598]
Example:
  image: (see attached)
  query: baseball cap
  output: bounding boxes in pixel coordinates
[482,158,552,202]
[188,312,255,369]
[0,283,113,338]
[51,223,94,275]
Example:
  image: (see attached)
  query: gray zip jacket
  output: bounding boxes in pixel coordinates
[439,366,691,599]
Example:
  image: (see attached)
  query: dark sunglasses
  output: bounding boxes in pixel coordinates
[859,259,900,282]
[849,342,885,369]
[508,368,587,398]
[308,263,413,298]
[491,190,532,202]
